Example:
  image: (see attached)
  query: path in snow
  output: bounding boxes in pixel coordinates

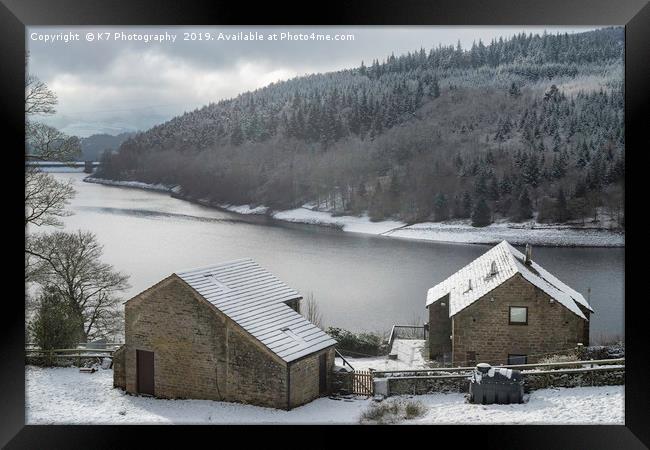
[25,366,623,425]
[336,339,432,372]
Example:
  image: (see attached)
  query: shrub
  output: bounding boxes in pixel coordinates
[360,399,427,424]
[404,400,427,419]
[29,287,83,352]
[326,327,388,356]
[538,353,578,365]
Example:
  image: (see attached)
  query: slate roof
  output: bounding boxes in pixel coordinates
[176,259,336,363]
[425,240,593,319]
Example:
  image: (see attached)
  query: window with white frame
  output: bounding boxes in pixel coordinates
[509,306,528,325]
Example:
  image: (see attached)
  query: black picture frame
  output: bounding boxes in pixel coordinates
[2,0,646,447]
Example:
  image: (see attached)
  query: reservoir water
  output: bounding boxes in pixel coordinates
[46,173,624,343]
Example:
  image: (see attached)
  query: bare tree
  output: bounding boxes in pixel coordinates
[24,59,79,229]
[25,167,75,227]
[26,230,130,341]
[26,121,80,162]
[302,292,324,329]
[25,72,57,116]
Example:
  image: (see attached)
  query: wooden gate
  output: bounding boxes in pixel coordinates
[351,370,374,396]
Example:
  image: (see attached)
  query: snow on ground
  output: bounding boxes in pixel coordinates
[25,366,367,425]
[84,177,176,193]
[218,203,270,215]
[82,177,623,247]
[386,220,624,248]
[406,385,623,425]
[337,339,432,371]
[272,207,406,235]
[25,366,623,424]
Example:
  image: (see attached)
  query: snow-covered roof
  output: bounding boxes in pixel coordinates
[425,241,593,319]
[176,258,336,363]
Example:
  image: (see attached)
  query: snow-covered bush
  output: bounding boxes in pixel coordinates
[360,398,427,424]
[326,327,388,356]
[538,352,578,365]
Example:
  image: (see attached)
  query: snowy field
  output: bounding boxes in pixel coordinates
[83,177,624,248]
[26,366,623,425]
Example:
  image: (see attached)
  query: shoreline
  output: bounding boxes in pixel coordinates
[82,176,624,248]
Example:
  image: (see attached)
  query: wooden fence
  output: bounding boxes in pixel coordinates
[351,370,374,396]
[26,344,123,366]
[371,357,625,378]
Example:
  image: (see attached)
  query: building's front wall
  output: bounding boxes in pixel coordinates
[123,276,289,409]
[451,274,589,366]
[225,320,288,408]
[289,347,335,409]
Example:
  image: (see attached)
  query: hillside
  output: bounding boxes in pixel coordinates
[97,27,624,228]
[79,132,136,161]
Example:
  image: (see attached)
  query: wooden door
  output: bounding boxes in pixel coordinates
[136,349,155,396]
[318,353,327,394]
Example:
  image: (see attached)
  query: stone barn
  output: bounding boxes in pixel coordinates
[113,258,337,410]
[426,240,593,366]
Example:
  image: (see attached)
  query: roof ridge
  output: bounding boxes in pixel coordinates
[174,257,255,275]
[426,240,592,320]
[175,258,336,362]
[504,241,592,313]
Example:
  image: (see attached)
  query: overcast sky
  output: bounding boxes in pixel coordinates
[27,26,596,137]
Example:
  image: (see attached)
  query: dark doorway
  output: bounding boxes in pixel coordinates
[136,349,155,396]
[318,353,327,395]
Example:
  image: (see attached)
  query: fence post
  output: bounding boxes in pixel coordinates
[48,349,53,366]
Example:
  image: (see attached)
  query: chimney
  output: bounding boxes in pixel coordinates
[524,244,532,265]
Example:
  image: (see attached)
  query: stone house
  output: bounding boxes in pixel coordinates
[113,258,337,410]
[426,241,593,366]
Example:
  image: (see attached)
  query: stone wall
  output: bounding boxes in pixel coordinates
[113,344,126,389]
[123,275,289,409]
[385,369,624,396]
[289,347,335,408]
[452,274,589,366]
[225,322,288,408]
[522,369,624,392]
[332,371,353,394]
[388,376,469,395]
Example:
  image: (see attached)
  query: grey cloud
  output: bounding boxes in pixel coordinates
[27,26,596,136]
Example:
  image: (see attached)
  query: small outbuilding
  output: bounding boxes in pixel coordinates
[426,240,593,366]
[113,258,337,410]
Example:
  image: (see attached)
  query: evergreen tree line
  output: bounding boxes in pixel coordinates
[98,27,624,227]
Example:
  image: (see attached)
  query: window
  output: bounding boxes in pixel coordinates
[508,354,528,365]
[509,306,528,325]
